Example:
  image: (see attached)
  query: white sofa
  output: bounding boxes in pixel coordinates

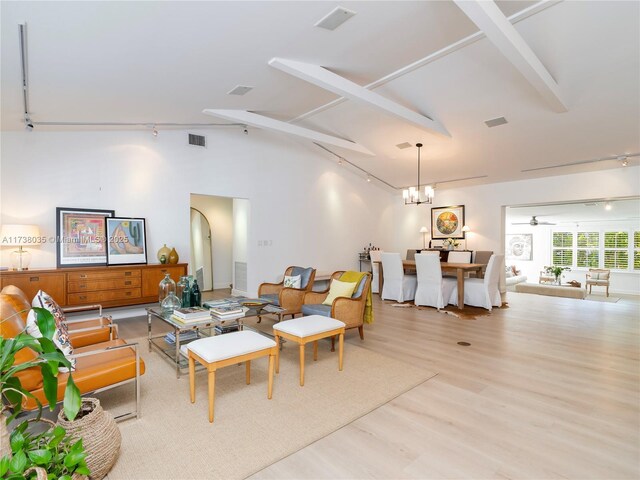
[506,275,527,287]
[505,265,527,289]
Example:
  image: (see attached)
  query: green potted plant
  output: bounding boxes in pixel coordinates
[544,265,571,285]
[1,307,88,478]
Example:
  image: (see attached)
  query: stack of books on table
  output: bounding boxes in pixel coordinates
[164,330,199,345]
[170,307,212,324]
[214,323,240,335]
[210,304,245,320]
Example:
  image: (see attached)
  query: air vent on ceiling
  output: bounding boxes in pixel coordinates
[315,6,356,30]
[188,133,206,148]
[396,142,412,150]
[227,85,254,96]
[485,117,508,128]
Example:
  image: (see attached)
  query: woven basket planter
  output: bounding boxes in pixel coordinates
[57,398,121,480]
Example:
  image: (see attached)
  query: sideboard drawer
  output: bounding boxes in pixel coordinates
[67,288,142,306]
[67,277,142,293]
[67,269,141,282]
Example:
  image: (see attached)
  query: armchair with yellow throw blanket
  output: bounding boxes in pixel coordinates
[302,271,372,348]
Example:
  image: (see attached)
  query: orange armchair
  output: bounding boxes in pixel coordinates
[1,285,117,347]
[258,266,316,318]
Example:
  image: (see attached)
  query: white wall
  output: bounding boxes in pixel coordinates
[190,194,233,290]
[0,129,395,295]
[393,167,640,295]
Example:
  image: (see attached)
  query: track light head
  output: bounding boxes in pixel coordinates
[24,114,33,131]
[152,126,158,137]
[338,159,343,166]
[243,127,248,135]
[366,176,371,183]
[25,122,34,131]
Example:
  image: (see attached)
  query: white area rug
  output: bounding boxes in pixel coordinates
[586,294,620,303]
[100,336,436,479]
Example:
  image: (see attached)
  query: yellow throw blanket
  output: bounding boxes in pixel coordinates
[339,270,374,324]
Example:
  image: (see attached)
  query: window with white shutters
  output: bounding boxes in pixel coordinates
[552,232,573,267]
[604,232,628,269]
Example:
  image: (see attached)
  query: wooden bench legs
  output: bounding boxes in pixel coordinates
[188,346,277,423]
[274,328,344,386]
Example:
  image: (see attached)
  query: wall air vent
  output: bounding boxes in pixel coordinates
[227,85,254,96]
[484,117,508,128]
[315,6,356,30]
[188,133,206,148]
[396,142,412,149]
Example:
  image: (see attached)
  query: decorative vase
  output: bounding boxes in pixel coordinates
[161,292,182,313]
[57,398,121,480]
[158,273,176,304]
[157,244,171,263]
[168,247,179,264]
[447,245,454,251]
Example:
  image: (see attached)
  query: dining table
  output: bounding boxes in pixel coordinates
[374,259,486,310]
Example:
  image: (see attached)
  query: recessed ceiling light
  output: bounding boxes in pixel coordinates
[315,7,356,31]
[227,85,254,96]
[396,142,412,149]
[485,117,508,128]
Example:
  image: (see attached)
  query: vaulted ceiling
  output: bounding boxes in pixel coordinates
[1,1,638,189]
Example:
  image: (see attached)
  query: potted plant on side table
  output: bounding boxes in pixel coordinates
[544,266,571,285]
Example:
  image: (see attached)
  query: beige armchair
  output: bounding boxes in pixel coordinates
[585,269,610,296]
[258,266,316,317]
[302,271,372,349]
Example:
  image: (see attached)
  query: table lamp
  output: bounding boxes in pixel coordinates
[419,226,429,249]
[462,225,470,250]
[0,224,41,270]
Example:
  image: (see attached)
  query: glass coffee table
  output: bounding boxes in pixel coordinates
[147,299,288,378]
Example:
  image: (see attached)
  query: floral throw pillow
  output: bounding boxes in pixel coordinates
[283,275,302,289]
[27,290,75,371]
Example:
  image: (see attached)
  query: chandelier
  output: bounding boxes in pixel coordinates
[402,143,434,205]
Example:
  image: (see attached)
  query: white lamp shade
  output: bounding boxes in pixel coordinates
[1,224,41,246]
[462,225,471,233]
[419,226,429,233]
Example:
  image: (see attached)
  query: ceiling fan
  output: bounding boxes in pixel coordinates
[512,215,556,226]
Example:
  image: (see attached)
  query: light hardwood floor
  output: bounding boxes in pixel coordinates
[118,291,640,479]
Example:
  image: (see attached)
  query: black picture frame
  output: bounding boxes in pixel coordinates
[431,205,466,239]
[105,217,148,265]
[56,207,115,268]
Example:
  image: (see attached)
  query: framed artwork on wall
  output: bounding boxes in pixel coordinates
[431,205,465,239]
[56,207,115,267]
[506,233,533,261]
[106,217,147,265]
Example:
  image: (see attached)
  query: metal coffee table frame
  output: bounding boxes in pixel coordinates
[147,302,287,378]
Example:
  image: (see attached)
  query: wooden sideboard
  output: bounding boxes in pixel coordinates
[0,263,187,308]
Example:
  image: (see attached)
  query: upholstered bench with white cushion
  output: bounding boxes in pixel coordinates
[181,330,277,423]
[273,315,346,386]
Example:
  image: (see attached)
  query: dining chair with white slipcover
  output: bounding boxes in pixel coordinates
[380,252,417,303]
[414,253,457,309]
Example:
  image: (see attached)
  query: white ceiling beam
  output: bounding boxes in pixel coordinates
[454,0,568,113]
[269,57,451,138]
[202,109,375,156]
